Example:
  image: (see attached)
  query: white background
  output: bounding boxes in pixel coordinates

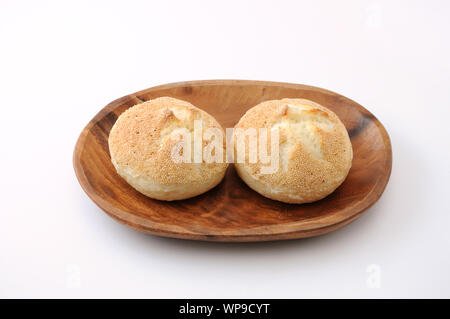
[1,0,449,298]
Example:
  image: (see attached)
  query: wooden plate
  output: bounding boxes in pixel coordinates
[73,80,392,242]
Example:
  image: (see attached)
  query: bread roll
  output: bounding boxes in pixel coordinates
[108,97,227,201]
[233,98,352,204]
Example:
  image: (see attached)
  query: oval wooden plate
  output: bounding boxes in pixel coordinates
[74,80,392,242]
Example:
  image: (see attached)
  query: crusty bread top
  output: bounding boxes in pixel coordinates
[234,98,353,200]
[108,97,227,187]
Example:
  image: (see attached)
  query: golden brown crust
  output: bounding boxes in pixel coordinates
[108,97,227,201]
[233,98,353,203]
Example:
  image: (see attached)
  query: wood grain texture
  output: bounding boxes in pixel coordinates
[73,80,392,242]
